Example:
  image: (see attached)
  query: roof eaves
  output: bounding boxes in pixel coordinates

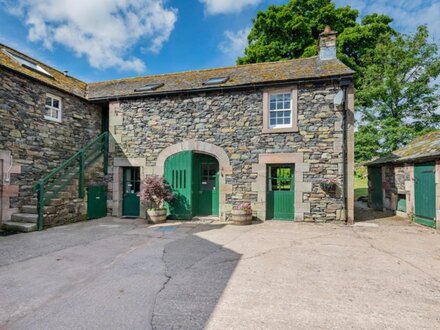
[87,73,354,102]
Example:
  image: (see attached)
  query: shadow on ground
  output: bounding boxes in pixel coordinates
[152,224,242,329]
[0,218,243,330]
[354,201,407,223]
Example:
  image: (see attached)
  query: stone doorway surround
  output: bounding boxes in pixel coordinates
[0,151,21,223]
[110,158,146,218]
[155,140,233,220]
[251,153,311,221]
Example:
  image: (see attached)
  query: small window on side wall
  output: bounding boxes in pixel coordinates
[263,87,298,133]
[45,94,62,122]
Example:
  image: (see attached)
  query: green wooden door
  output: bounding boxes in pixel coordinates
[87,185,107,219]
[266,165,294,220]
[369,167,383,211]
[414,162,436,228]
[193,154,219,216]
[122,167,140,217]
[165,151,193,219]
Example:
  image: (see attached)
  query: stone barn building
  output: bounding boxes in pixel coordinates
[0,28,355,232]
[365,132,440,229]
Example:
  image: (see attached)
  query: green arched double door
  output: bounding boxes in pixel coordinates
[164,151,219,219]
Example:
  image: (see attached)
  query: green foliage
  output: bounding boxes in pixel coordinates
[356,25,440,161]
[237,0,395,84]
[237,0,359,64]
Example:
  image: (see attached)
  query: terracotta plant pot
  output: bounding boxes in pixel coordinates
[231,209,253,225]
[146,209,167,224]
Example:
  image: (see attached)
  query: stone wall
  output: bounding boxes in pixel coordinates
[0,68,102,221]
[109,81,348,222]
[372,164,412,212]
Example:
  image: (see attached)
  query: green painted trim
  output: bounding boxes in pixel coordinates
[33,132,109,230]
[266,164,295,221]
[415,216,436,229]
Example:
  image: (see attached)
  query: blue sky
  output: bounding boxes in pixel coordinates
[0,0,438,82]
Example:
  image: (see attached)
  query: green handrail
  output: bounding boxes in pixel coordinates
[33,132,109,230]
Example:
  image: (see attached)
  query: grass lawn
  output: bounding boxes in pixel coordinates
[354,176,368,201]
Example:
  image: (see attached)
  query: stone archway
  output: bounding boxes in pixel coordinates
[155,140,232,220]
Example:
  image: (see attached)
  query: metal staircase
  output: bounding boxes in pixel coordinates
[3,132,108,232]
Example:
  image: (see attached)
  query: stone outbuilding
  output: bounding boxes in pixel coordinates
[1,27,355,232]
[365,132,440,229]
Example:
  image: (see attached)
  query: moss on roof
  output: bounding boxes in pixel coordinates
[366,131,440,166]
[0,43,88,98]
[0,43,354,100]
[87,57,354,99]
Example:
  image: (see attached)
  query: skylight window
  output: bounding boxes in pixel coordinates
[134,83,164,92]
[203,76,229,85]
[2,49,53,77]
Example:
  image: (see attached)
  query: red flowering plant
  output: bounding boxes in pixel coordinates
[138,175,174,210]
[233,202,252,214]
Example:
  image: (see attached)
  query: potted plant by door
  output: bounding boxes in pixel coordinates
[138,175,173,224]
[231,203,253,225]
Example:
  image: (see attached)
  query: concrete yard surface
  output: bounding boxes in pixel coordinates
[0,215,439,329]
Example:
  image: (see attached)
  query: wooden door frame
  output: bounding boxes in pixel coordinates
[122,166,141,217]
[193,153,220,217]
[414,161,436,228]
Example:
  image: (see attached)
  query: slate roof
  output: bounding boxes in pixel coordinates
[365,131,440,166]
[0,43,88,98]
[0,43,354,100]
[87,57,354,100]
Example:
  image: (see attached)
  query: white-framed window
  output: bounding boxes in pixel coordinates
[268,92,292,128]
[44,94,62,122]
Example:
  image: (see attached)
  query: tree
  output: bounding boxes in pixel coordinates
[237,0,395,87]
[355,25,440,160]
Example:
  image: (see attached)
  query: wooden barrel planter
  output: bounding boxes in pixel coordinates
[231,209,253,225]
[146,209,167,224]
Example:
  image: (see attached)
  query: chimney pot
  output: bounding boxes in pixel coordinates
[63,70,68,76]
[319,26,337,60]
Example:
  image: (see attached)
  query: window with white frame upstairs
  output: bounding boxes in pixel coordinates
[263,87,298,133]
[269,92,292,128]
[45,94,62,122]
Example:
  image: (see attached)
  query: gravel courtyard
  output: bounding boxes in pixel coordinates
[0,213,439,329]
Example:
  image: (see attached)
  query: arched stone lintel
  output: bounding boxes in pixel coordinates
[155,140,232,176]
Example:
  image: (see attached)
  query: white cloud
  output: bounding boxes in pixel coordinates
[199,0,261,15]
[5,0,177,72]
[219,27,250,61]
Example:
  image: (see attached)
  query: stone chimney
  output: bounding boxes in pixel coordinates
[319,26,337,60]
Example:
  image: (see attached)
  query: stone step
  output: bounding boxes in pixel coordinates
[2,221,37,233]
[46,191,74,199]
[31,198,64,206]
[21,205,38,214]
[20,205,55,214]
[11,213,38,223]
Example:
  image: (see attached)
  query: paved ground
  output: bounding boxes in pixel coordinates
[0,212,439,329]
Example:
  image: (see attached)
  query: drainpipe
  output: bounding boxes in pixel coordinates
[337,78,351,223]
